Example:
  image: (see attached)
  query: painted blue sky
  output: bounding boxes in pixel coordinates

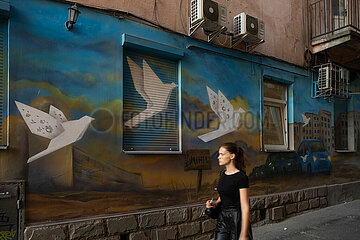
[10,0,263,118]
[293,73,334,124]
[10,0,122,107]
[182,49,261,112]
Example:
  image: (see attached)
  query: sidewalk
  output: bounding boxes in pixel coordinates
[253,199,360,240]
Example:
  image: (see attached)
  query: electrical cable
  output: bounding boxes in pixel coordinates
[152,0,159,24]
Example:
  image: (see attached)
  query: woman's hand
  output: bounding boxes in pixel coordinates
[206,200,215,208]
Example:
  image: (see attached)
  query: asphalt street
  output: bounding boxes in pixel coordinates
[253,200,360,240]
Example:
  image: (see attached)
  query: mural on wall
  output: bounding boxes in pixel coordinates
[249,105,360,196]
[198,86,245,142]
[15,101,94,163]
[1,0,359,224]
[251,108,331,179]
[294,110,334,153]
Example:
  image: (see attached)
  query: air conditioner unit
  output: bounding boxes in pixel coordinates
[315,63,349,99]
[233,12,265,43]
[190,0,227,32]
[317,65,349,90]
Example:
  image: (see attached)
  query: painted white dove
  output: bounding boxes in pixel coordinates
[125,57,177,128]
[302,114,311,127]
[198,86,245,142]
[15,101,94,163]
[300,154,308,163]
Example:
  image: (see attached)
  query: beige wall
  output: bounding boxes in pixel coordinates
[68,0,308,67]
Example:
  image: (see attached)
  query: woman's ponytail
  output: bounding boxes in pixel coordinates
[236,147,246,172]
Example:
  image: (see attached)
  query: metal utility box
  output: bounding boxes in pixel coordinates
[0,181,25,240]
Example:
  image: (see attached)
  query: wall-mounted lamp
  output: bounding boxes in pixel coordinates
[65,4,80,31]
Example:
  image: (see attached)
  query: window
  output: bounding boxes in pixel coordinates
[332,0,348,28]
[263,80,288,151]
[123,50,181,153]
[121,34,183,153]
[0,15,9,149]
[309,141,326,152]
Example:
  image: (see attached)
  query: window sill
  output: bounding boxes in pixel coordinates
[264,145,289,152]
[123,150,182,154]
[335,150,357,153]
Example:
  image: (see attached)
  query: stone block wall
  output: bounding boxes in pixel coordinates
[24,181,360,240]
[24,205,216,240]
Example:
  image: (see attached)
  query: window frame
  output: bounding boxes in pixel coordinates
[263,81,288,151]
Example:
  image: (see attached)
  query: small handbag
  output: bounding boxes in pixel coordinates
[205,170,224,219]
[204,189,222,219]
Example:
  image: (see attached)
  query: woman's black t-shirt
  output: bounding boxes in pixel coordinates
[217,171,249,209]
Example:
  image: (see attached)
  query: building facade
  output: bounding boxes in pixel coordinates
[0,0,359,239]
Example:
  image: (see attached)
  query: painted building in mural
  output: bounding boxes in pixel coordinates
[0,0,359,231]
[335,111,360,150]
[294,110,334,153]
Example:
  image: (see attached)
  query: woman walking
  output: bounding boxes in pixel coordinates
[206,142,253,240]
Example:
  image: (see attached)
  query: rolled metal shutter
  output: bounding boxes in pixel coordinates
[123,50,179,152]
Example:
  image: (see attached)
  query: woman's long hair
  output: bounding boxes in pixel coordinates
[220,142,246,172]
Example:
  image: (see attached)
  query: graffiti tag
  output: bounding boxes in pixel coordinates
[0,211,16,240]
[0,229,16,240]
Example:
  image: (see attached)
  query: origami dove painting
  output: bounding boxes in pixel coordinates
[15,101,94,163]
[125,57,177,128]
[198,86,245,142]
[302,114,311,127]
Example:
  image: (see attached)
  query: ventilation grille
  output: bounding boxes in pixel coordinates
[233,14,241,36]
[318,67,330,90]
[191,0,200,23]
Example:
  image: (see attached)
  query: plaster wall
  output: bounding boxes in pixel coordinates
[67,0,308,67]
